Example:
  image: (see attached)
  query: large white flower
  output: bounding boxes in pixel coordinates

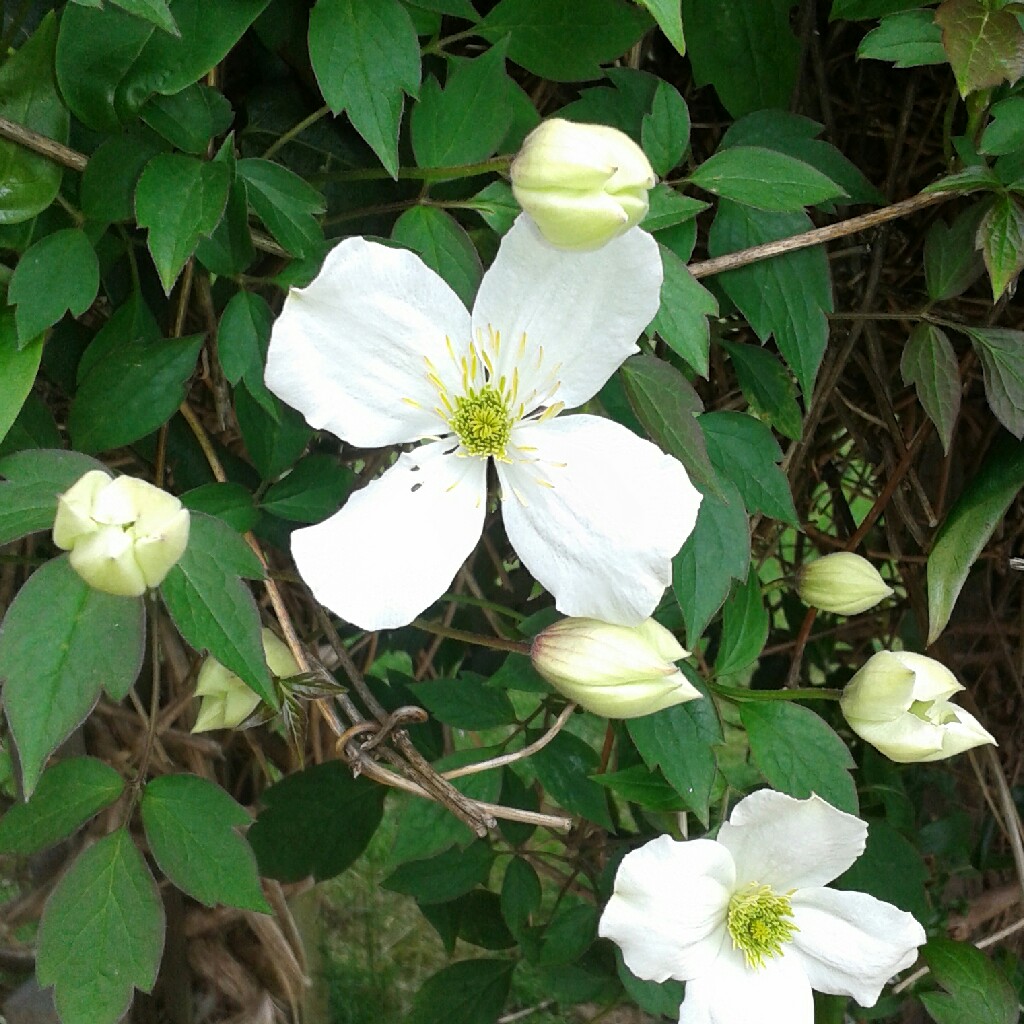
[265,215,700,630]
[599,790,926,1024]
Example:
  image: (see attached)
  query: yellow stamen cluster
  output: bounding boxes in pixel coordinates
[448,385,515,459]
[727,882,798,970]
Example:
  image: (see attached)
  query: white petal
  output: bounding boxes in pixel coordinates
[718,791,867,891]
[789,887,926,1007]
[290,441,487,629]
[266,237,471,447]
[471,215,662,409]
[499,415,700,626]
[678,945,813,1024]
[599,836,733,983]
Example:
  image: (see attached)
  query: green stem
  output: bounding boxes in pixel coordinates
[709,682,842,702]
[314,154,513,184]
[421,26,479,56]
[262,104,331,161]
[412,618,531,655]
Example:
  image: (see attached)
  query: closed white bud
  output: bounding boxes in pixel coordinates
[192,628,299,732]
[531,617,700,719]
[841,651,996,763]
[53,470,190,597]
[798,552,894,615]
[510,119,656,251]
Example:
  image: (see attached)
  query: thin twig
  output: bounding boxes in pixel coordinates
[0,115,87,172]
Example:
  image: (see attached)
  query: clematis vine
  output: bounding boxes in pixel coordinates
[266,215,700,630]
[599,790,926,1024]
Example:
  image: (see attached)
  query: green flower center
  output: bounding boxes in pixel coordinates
[448,385,515,459]
[727,882,798,970]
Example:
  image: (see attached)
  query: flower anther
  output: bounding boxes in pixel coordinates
[727,882,798,969]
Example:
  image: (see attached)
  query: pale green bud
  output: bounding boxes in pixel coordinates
[841,650,996,763]
[797,552,894,615]
[531,617,700,718]
[510,119,656,251]
[53,471,190,597]
[193,628,300,732]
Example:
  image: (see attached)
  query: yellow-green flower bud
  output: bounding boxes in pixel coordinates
[840,651,996,763]
[192,628,300,732]
[531,617,700,718]
[797,552,894,615]
[510,119,656,251]
[53,470,190,597]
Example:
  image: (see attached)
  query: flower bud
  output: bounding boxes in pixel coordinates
[531,617,700,718]
[841,651,996,763]
[193,628,299,732]
[53,470,190,597]
[797,552,894,615]
[510,119,656,251]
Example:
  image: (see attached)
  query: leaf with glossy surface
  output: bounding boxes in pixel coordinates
[901,323,961,455]
[110,0,178,33]
[936,0,1024,97]
[392,207,483,308]
[715,566,770,676]
[217,289,276,414]
[740,701,858,814]
[141,83,233,154]
[412,676,517,730]
[160,512,273,704]
[967,327,1024,438]
[649,244,717,376]
[719,338,803,441]
[976,193,1024,300]
[141,774,269,911]
[0,322,42,449]
[249,761,386,881]
[919,938,1019,1024]
[641,80,690,175]
[309,0,421,177]
[529,730,612,828]
[981,97,1024,156]
[407,959,514,1024]
[638,0,685,54]
[927,431,1024,644]
[9,229,99,342]
[37,829,164,1024]
[181,482,258,533]
[260,454,354,523]
[0,557,145,796]
[237,158,326,258]
[0,757,124,855]
[858,10,947,67]
[0,15,69,224]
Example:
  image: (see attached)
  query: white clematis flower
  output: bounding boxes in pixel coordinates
[599,790,926,1024]
[265,215,700,630]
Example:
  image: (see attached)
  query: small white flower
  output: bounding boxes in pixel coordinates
[841,651,996,763]
[265,215,700,630]
[599,790,926,1024]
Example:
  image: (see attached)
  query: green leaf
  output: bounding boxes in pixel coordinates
[249,761,386,881]
[0,448,107,545]
[217,290,277,414]
[407,959,514,1024]
[0,557,145,797]
[195,174,255,275]
[501,855,541,935]
[9,229,99,342]
[681,0,800,117]
[0,321,43,449]
[701,411,797,524]
[260,454,354,522]
[740,701,858,814]
[141,774,269,912]
[237,158,326,258]
[80,132,167,224]
[719,338,803,441]
[620,354,721,498]
[690,147,846,211]
[638,0,685,54]
[715,566,769,676]
[531,901,598,966]
[642,185,708,232]
[477,0,652,82]
[384,839,494,903]
[591,763,691,812]
[69,319,203,454]
[135,153,230,293]
[528,730,613,828]
[235,385,313,480]
[392,207,483,308]
[181,482,258,533]
[627,672,722,824]
[927,432,1024,644]
[935,0,1024,97]
[641,80,690,175]
[967,327,1024,438]
[37,829,164,1024]
[836,820,930,920]
[981,97,1024,156]
[858,10,948,67]
[109,0,178,34]
[0,757,124,855]
[709,201,833,395]
[160,512,274,704]
[920,938,1019,1024]
[650,244,717,376]
[924,208,987,301]
[924,165,1002,195]
[141,83,233,154]
[468,180,520,235]
[0,391,61,459]
[976,193,1024,300]
[309,0,421,177]
[0,14,69,225]
[413,676,517,730]
[673,478,751,644]
[901,323,961,455]
[831,0,925,17]
[411,43,514,168]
